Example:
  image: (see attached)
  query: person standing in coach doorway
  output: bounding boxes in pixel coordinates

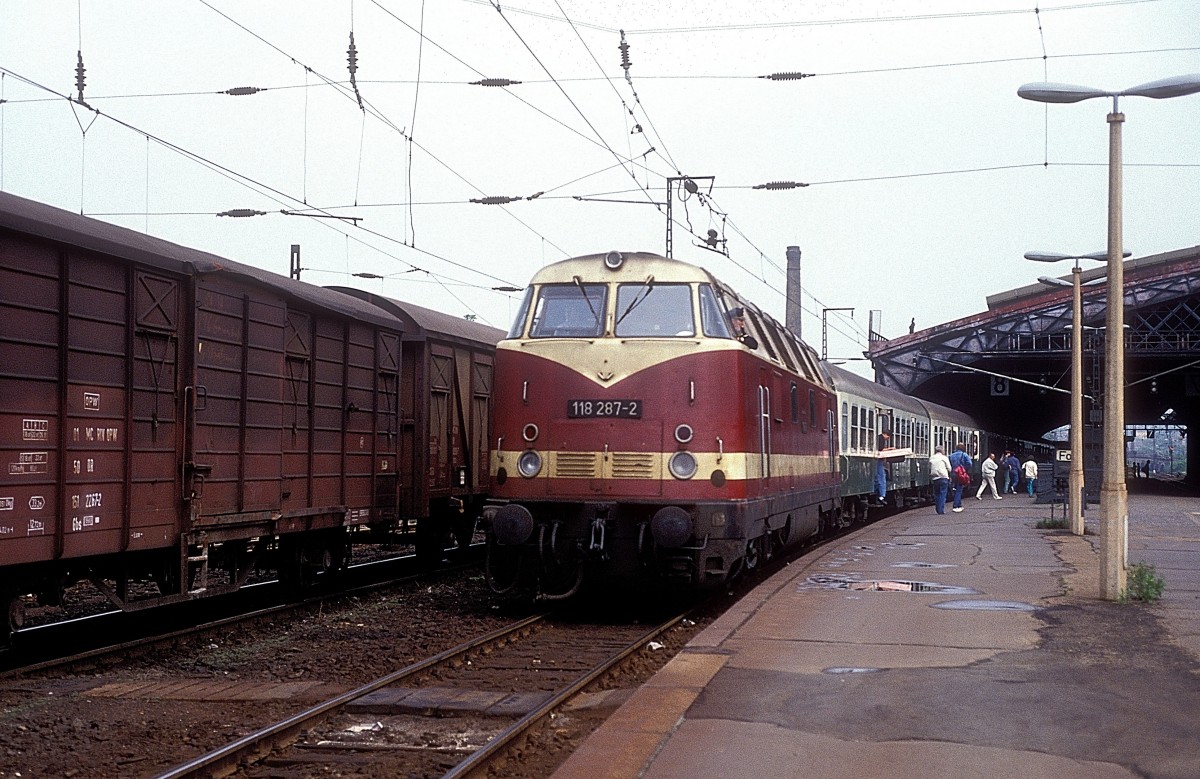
[929,446,951,515]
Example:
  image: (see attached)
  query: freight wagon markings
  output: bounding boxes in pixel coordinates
[83,392,100,411]
[8,452,48,475]
[22,419,48,441]
[0,497,12,511]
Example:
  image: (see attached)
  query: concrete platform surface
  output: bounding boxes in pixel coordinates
[553,493,1200,779]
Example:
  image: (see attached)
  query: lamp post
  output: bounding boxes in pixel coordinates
[1018,73,1200,599]
[1026,251,1118,537]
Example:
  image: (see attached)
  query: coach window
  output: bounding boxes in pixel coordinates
[505,286,535,338]
[615,282,694,337]
[841,402,849,451]
[850,406,859,451]
[699,284,731,337]
[530,283,606,338]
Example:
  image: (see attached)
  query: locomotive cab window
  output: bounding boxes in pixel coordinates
[529,283,606,338]
[614,282,694,337]
[699,284,731,338]
[506,286,535,338]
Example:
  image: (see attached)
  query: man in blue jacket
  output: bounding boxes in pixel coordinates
[948,443,973,513]
[1004,451,1021,494]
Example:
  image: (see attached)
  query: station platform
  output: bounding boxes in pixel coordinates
[553,492,1200,779]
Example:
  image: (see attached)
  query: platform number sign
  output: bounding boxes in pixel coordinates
[990,377,1010,397]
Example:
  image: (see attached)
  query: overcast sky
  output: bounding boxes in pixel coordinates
[1,0,1198,375]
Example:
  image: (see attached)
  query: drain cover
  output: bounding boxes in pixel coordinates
[933,600,1038,612]
[800,575,976,594]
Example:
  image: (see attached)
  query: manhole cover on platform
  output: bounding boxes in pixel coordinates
[800,575,976,594]
[933,599,1038,612]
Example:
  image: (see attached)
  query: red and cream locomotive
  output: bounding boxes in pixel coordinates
[484,251,840,599]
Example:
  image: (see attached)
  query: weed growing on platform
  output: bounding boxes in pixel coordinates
[1035,517,1069,530]
[1120,562,1165,603]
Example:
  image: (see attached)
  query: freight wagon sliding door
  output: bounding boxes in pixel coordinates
[309,319,399,522]
[191,279,284,518]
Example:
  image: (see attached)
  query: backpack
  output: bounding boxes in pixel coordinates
[953,464,970,485]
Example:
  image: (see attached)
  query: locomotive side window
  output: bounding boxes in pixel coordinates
[699,284,731,337]
[744,309,777,360]
[530,283,606,338]
[506,286,534,338]
[614,282,694,337]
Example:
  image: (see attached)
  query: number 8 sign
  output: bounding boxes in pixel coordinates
[991,377,1010,396]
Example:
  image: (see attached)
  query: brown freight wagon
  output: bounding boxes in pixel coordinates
[0,191,500,642]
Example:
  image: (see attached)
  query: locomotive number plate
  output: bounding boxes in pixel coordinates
[567,399,642,418]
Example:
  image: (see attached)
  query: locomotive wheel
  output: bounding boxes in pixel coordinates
[485,537,522,594]
[743,538,760,571]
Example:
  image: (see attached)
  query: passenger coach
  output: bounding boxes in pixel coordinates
[485,251,840,599]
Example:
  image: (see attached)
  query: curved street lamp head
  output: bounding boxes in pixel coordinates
[1018,82,1110,103]
[1121,73,1200,99]
[1037,275,1074,288]
[1024,251,1129,262]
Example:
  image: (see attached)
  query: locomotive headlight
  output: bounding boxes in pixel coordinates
[517,449,543,478]
[668,451,698,480]
[674,424,694,444]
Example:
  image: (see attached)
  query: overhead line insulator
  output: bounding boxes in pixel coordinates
[472,78,523,87]
[471,196,520,205]
[761,72,815,81]
[223,86,265,96]
[753,181,810,190]
[216,209,268,218]
[74,50,89,106]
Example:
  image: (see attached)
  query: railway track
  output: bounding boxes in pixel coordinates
[0,545,483,678]
[151,611,688,779]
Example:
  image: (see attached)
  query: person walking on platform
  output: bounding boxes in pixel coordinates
[999,451,1012,494]
[948,443,972,513]
[976,453,1003,500]
[1023,456,1039,497]
[929,446,951,515]
[1004,451,1021,494]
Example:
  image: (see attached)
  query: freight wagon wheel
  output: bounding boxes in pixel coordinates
[452,515,478,549]
[5,594,23,642]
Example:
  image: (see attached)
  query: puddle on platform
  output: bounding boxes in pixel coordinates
[800,574,977,594]
[823,667,882,675]
[880,542,926,548]
[932,599,1038,612]
[891,562,957,569]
